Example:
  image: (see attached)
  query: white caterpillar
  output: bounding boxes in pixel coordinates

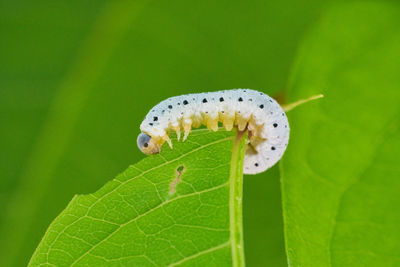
[137,89,289,174]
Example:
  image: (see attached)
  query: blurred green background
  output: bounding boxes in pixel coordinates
[0,0,339,266]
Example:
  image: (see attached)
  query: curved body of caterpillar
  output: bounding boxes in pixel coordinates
[137,89,289,174]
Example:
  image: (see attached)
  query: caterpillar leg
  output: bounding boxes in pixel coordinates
[192,112,203,128]
[170,121,181,141]
[163,135,173,149]
[223,118,234,131]
[171,124,181,141]
[182,118,192,141]
[221,111,235,131]
[236,116,248,131]
[205,115,218,132]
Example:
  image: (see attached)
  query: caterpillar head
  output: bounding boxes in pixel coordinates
[137,132,160,155]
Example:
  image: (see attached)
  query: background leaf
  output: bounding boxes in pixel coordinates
[29,129,246,266]
[0,0,336,265]
[282,2,400,266]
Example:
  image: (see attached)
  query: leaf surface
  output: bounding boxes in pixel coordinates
[0,0,334,265]
[281,2,400,266]
[29,129,246,267]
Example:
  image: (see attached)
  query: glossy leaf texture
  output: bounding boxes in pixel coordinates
[281,2,400,266]
[29,129,247,267]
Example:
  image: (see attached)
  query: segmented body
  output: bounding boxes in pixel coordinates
[139,89,289,174]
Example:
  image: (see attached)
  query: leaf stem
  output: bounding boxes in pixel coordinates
[230,130,247,266]
[282,94,324,112]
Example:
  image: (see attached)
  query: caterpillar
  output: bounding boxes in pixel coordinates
[137,89,289,174]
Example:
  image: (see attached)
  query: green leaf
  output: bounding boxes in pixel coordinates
[0,0,333,265]
[282,2,400,266]
[29,129,246,266]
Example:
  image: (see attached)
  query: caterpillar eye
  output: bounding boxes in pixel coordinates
[137,133,151,153]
